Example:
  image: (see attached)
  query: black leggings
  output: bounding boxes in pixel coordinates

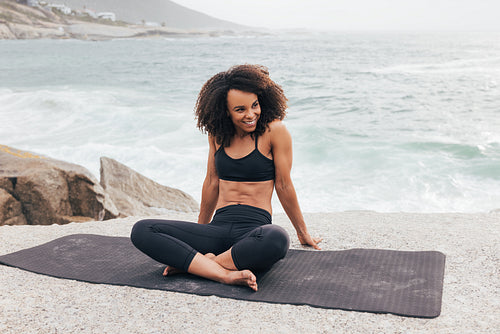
[130,204,289,272]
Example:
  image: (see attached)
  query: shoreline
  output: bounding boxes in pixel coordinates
[0,20,257,41]
[1,211,499,333]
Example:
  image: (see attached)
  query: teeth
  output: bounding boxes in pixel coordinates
[244,120,256,125]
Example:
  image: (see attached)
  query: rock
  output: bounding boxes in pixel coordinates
[100,157,199,216]
[0,177,14,193]
[0,23,16,39]
[0,145,119,225]
[0,188,27,225]
[7,23,68,39]
[14,168,72,225]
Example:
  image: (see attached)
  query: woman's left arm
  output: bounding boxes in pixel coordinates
[271,121,322,250]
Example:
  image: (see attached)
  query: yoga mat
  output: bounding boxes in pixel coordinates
[0,234,445,318]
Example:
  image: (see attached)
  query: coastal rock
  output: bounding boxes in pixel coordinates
[0,188,27,226]
[0,177,14,193]
[0,0,70,39]
[6,23,67,39]
[13,168,72,225]
[65,22,140,39]
[100,157,199,216]
[0,145,119,225]
[0,23,16,39]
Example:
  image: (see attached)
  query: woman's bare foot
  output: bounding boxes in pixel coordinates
[224,270,258,291]
[204,253,257,290]
[162,266,185,276]
[185,253,258,291]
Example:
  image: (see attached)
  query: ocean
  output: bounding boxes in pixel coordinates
[1,32,499,213]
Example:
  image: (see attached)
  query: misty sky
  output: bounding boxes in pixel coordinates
[174,0,500,31]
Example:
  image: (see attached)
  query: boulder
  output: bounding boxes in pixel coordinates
[0,145,119,225]
[0,177,14,193]
[0,188,27,225]
[100,157,199,216]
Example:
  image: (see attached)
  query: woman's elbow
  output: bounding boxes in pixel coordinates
[275,178,293,194]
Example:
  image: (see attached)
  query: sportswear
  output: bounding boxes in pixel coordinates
[214,136,275,182]
[131,204,289,272]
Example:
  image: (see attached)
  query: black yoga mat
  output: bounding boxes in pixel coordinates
[0,234,445,318]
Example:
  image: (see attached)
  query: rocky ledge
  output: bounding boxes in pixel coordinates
[0,144,198,225]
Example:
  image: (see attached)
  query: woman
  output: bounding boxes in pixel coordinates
[131,64,321,291]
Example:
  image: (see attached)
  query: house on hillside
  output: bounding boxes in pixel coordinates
[46,3,71,15]
[19,0,42,6]
[144,22,160,27]
[97,12,116,21]
[83,8,97,19]
[23,1,72,15]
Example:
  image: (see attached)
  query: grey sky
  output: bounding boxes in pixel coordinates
[173,0,500,31]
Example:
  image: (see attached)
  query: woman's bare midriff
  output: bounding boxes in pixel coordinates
[216,179,274,214]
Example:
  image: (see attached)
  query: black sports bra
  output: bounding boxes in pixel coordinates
[214,136,275,182]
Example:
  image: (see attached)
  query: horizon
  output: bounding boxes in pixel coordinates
[173,0,500,32]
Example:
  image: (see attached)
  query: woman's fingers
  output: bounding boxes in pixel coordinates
[311,237,322,250]
[299,233,323,250]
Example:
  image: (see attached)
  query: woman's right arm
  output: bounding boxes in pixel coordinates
[197,135,219,224]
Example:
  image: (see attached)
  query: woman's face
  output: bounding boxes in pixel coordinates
[226,89,261,135]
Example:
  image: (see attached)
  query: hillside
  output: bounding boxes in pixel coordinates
[45,0,246,30]
[0,0,251,40]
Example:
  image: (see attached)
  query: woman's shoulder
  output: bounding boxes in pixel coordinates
[266,120,291,145]
[267,119,290,136]
[267,119,288,133]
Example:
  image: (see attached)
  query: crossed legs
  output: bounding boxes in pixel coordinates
[131,218,289,291]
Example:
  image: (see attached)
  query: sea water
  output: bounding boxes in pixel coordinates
[1,32,499,213]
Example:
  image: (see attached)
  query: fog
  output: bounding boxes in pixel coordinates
[174,0,500,31]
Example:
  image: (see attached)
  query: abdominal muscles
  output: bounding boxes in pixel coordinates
[217,180,274,214]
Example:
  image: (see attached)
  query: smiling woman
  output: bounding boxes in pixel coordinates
[130,64,322,291]
[195,64,288,147]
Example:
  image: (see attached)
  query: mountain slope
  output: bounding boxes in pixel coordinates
[58,0,247,30]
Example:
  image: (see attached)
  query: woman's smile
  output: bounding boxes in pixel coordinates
[243,118,257,126]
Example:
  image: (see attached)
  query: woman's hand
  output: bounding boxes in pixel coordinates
[297,232,322,250]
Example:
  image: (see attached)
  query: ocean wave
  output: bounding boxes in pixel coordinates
[1,34,499,213]
[369,57,500,74]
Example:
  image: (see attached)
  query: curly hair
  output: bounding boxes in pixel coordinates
[195,64,288,147]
